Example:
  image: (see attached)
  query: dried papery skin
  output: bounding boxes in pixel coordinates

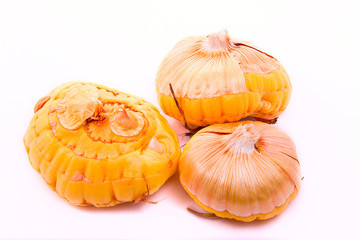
[56,85,103,130]
[179,121,301,221]
[34,96,50,113]
[156,30,291,127]
[23,82,180,207]
[109,108,145,137]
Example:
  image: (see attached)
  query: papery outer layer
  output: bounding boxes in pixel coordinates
[55,85,103,130]
[24,82,181,207]
[179,121,301,221]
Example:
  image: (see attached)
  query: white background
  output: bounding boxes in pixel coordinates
[1,0,359,239]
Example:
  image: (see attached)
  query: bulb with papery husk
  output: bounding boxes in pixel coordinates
[179,121,301,222]
[156,30,291,128]
[24,82,180,207]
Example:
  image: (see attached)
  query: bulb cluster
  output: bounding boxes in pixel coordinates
[24,31,300,222]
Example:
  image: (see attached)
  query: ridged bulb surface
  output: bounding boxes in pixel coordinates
[156,30,291,128]
[179,121,301,221]
[24,82,180,207]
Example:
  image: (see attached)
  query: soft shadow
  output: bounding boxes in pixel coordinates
[163,115,191,145]
[163,114,187,134]
[184,206,281,228]
[70,200,148,213]
[216,213,280,227]
[156,170,193,206]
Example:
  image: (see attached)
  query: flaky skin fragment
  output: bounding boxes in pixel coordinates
[24,82,180,207]
[156,30,291,128]
[179,121,301,221]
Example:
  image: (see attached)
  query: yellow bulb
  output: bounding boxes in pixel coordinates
[24,82,180,207]
[156,30,291,128]
[179,121,301,221]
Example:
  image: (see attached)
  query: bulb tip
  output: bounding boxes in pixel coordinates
[203,29,232,52]
[228,123,261,154]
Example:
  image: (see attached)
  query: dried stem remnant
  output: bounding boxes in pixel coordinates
[169,83,189,129]
[187,207,217,218]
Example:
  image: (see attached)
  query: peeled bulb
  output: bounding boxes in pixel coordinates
[24,82,180,207]
[156,30,291,128]
[179,121,301,221]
